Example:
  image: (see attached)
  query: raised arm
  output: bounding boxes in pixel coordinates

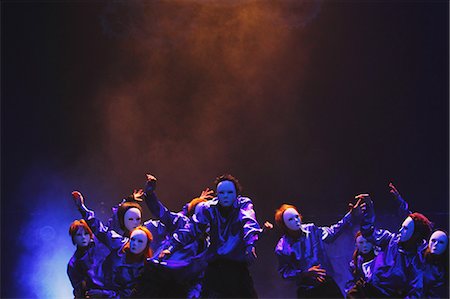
[319,197,363,243]
[238,197,263,259]
[389,182,411,219]
[71,191,124,250]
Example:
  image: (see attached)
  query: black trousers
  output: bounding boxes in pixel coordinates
[296,276,344,299]
[202,258,258,298]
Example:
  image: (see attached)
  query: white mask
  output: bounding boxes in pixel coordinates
[129,229,148,255]
[399,216,415,242]
[124,208,142,232]
[217,180,237,207]
[73,227,91,247]
[428,230,448,255]
[355,235,373,254]
[283,208,302,231]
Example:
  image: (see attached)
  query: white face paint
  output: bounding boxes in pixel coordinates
[73,227,91,247]
[428,230,448,255]
[124,208,142,232]
[399,216,415,242]
[356,235,373,254]
[283,208,302,231]
[129,229,148,255]
[217,180,237,207]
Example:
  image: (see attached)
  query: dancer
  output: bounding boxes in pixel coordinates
[347,194,432,298]
[86,226,154,298]
[423,230,448,298]
[67,219,106,298]
[72,190,166,253]
[135,174,211,298]
[160,174,263,298]
[344,231,377,296]
[274,199,362,298]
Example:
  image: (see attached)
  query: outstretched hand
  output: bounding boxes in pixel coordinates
[263,221,274,232]
[71,191,84,207]
[199,188,214,200]
[132,189,144,202]
[389,182,401,198]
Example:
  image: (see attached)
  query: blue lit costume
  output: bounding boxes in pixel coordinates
[275,212,353,298]
[67,240,106,298]
[165,196,262,298]
[423,253,448,298]
[137,191,209,298]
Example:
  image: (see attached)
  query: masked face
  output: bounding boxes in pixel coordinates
[73,227,91,247]
[129,229,148,255]
[124,208,142,232]
[356,235,373,254]
[217,180,237,207]
[429,230,448,255]
[283,208,302,231]
[399,216,415,242]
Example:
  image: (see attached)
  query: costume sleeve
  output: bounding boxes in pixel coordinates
[144,191,188,233]
[239,198,262,247]
[165,205,209,252]
[275,239,302,280]
[84,215,125,250]
[319,212,352,243]
[395,194,411,220]
[144,191,166,219]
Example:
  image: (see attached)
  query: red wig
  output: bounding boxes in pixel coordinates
[69,219,93,245]
[122,226,153,260]
[409,212,432,242]
[275,204,302,233]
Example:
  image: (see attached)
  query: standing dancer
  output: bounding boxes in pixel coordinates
[160,174,263,298]
[274,200,362,298]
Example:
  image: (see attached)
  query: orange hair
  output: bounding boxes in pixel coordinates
[275,204,302,233]
[122,226,153,260]
[187,197,207,217]
[69,219,93,245]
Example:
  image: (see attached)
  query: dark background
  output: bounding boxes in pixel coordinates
[1,1,448,298]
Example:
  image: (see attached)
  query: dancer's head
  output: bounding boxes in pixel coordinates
[275,204,302,233]
[214,174,241,207]
[355,231,373,254]
[69,219,93,247]
[123,226,153,258]
[118,202,143,233]
[428,230,448,255]
[399,212,432,244]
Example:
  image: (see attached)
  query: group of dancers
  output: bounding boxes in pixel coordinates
[67,174,448,298]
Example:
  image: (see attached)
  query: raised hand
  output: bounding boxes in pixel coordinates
[199,188,214,200]
[389,182,401,198]
[263,221,274,231]
[132,189,144,202]
[145,174,157,193]
[71,191,84,207]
